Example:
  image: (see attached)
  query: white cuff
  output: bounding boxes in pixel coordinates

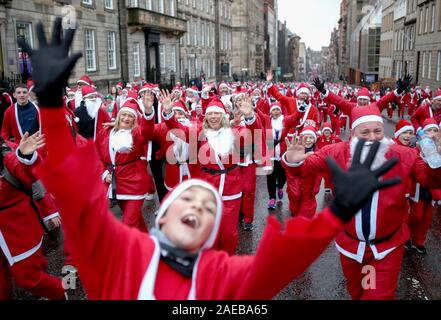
[394,89,402,97]
[266,82,273,89]
[143,110,155,121]
[102,170,110,182]
[281,152,305,168]
[162,111,174,121]
[321,90,330,99]
[244,114,256,126]
[16,149,38,166]
[43,212,60,223]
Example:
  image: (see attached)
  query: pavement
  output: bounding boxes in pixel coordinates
[12,111,441,300]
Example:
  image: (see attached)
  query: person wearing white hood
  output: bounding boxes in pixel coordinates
[73,85,110,141]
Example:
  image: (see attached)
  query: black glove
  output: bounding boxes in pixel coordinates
[326,140,401,223]
[396,74,413,95]
[312,78,326,95]
[17,17,82,107]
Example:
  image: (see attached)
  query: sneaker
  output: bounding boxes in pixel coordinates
[277,189,284,200]
[413,245,427,255]
[244,222,254,231]
[404,240,412,250]
[268,199,276,210]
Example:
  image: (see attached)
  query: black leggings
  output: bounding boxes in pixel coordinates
[266,160,287,200]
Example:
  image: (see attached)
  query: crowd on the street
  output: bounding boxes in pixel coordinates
[1,18,441,301]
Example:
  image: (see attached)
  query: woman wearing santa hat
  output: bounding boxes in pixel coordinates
[95,97,156,232]
[161,90,261,254]
[407,119,439,254]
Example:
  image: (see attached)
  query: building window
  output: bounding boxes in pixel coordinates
[85,29,97,72]
[16,21,33,48]
[160,45,165,74]
[419,8,424,34]
[159,0,165,14]
[431,3,435,32]
[105,0,113,10]
[82,0,93,5]
[422,52,426,78]
[107,31,117,70]
[425,6,429,33]
[133,42,140,77]
[427,52,432,79]
[169,0,175,16]
[170,45,177,72]
[436,52,441,81]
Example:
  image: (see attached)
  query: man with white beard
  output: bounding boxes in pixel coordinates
[282,104,441,300]
[73,85,110,140]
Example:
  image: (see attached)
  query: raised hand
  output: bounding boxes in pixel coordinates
[312,78,326,94]
[326,140,401,223]
[266,70,274,83]
[17,17,82,107]
[284,136,313,163]
[396,74,413,95]
[238,95,254,118]
[19,132,46,155]
[159,89,174,114]
[142,92,155,115]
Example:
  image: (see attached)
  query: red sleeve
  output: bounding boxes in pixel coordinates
[411,107,424,130]
[1,107,13,141]
[377,90,400,111]
[323,91,355,116]
[235,208,344,299]
[268,85,295,115]
[411,155,441,190]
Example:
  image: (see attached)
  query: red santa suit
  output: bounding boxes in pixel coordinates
[1,101,40,143]
[163,99,262,255]
[282,106,441,299]
[96,99,155,232]
[316,123,342,190]
[0,144,64,300]
[36,106,350,299]
[411,90,441,130]
[404,91,419,117]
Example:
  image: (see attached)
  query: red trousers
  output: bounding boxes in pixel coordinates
[0,249,65,300]
[340,246,404,300]
[215,198,241,255]
[398,105,405,118]
[240,164,257,224]
[408,200,433,246]
[117,199,148,233]
[387,106,394,119]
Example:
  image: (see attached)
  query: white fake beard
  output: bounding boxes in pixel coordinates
[110,129,133,154]
[177,118,192,127]
[74,91,83,109]
[170,133,189,163]
[85,99,101,119]
[206,127,235,157]
[349,136,393,170]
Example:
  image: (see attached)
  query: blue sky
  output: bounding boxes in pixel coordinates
[277,0,341,51]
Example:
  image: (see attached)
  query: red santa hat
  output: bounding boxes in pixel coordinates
[77,75,92,86]
[205,99,226,115]
[357,87,371,101]
[116,82,123,89]
[433,89,441,101]
[269,102,282,113]
[186,86,199,95]
[296,83,310,97]
[351,105,383,130]
[321,122,333,133]
[132,85,139,93]
[119,98,141,118]
[81,85,97,99]
[218,82,229,90]
[66,87,76,97]
[300,125,317,142]
[423,118,439,132]
[26,78,34,92]
[394,120,414,138]
[172,99,189,114]
[138,83,154,95]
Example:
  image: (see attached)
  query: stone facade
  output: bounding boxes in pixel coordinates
[414,0,441,89]
[264,0,277,70]
[379,0,395,80]
[231,0,265,80]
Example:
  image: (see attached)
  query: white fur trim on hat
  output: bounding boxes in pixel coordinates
[433,95,441,101]
[270,105,282,113]
[300,130,317,141]
[205,106,226,114]
[154,179,223,251]
[322,127,333,133]
[357,96,370,101]
[423,123,439,132]
[352,115,383,130]
[77,80,90,86]
[172,106,188,114]
[394,125,414,138]
[119,106,138,118]
[296,87,310,96]
[83,92,97,99]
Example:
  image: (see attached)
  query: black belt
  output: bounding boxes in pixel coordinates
[201,165,238,175]
[344,226,401,246]
[107,158,141,206]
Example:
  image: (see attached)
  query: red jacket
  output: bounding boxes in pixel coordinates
[316,135,342,150]
[282,140,441,262]
[36,106,347,299]
[411,104,441,131]
[1,102,40,143]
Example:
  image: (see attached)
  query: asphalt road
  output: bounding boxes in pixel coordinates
[13,113,441,300]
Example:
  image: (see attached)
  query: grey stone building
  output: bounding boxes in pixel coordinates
[264,0,277,70]
[414,0,441,89]
[177,0,233,84]
[231,0,265,80]
[379,0,395,80]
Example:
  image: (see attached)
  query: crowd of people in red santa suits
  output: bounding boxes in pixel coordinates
[1,63,441,301]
